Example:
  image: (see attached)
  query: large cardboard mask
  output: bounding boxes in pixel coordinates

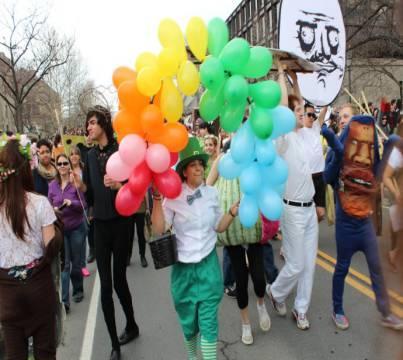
[279,0,346,106]
[338,121,377,218]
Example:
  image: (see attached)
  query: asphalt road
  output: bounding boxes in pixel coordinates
[55,212,402,360]
[1,212,402,360]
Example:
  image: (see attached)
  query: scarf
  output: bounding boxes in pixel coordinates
[37,163,57,181]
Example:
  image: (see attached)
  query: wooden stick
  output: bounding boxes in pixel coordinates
[343,88,367,114]
[361,91,372,115]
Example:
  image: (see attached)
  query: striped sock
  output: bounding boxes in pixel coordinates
[184,335,198,360]
[200,336,217,360]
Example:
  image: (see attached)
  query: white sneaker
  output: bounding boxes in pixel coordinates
[292,309,310,330]
[381,314,403,331]
[266,284,287,316]
[241,324,253,345]
[257,302,271,331]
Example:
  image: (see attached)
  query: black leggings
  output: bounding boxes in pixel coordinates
[94,217,136,350]
[226,243,266,309]
[128,213,146,260]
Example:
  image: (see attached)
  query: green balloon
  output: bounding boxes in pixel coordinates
[220,38,250,75]
[199,85,225,123]
[242,47,273,79]
[200,56,225,91]
[224,75,248,105]
[249,80,281,109]
[220,102,245,133]
[207,18,229,57]
[250,105,273,139]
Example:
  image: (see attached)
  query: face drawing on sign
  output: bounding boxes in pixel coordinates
[296,11,344,89]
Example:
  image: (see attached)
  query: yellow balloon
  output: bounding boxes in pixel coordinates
[161,78,183,123]
[135,52,158,73]
[157,48,180,77]
[158,18,184,49]
[137,66,161,97]
[186,17,208,61]
[177,61,200,96]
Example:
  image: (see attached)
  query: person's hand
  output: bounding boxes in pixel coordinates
[70,170,82,187]
[104,174,121,190]
[288,69,297,83]
[229,201,240,217]
[63,199,72,207]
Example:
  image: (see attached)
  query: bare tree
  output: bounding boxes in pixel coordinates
[0,2,74,132]
[46,49,89,128]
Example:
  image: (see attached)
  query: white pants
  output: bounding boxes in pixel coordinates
[271,203,318,314]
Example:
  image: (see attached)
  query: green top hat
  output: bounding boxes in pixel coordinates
[175,137,209,177]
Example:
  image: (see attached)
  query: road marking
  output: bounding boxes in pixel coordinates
[316,258,403,318]
[80,272,100,360]
[317,249,403,305]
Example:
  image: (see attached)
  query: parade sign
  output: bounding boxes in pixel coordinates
[279,0,346,106]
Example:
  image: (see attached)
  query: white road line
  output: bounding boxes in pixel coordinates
[79,272,100,360]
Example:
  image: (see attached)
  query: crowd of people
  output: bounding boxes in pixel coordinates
[0,58,403,360]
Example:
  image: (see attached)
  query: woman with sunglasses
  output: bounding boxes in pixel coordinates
[69,146,91,278]
[48,154,87,314]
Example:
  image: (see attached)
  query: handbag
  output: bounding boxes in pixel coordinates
[148,231,178,270]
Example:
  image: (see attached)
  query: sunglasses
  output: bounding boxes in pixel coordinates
[306,112,317,118]
[57,161,69,167]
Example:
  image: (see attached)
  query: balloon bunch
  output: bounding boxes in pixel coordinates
[199,18,281,139]
[219,107,296,227]
[108,17,210,216]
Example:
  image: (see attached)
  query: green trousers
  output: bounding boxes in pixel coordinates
[171,249,223,342]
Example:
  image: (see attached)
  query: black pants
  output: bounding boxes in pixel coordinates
[88,220,95,252]
[94,217,136,350]
[128,213,146,261]
[226,243,266,309]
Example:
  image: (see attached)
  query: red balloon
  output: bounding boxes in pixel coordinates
[115,184,145,216]
[169,152,179,167]
[128,162,152,195]
[153,169,182,199]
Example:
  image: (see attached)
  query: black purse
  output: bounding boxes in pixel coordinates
[148,231,178,270]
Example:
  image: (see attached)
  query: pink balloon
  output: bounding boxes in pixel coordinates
[106,152,132,182]
[153,169,182,199]
[115,184,145,216]
[169,152,179,167]
[128,162,152,195]
[119,134,147,168]
[145,144,170,174]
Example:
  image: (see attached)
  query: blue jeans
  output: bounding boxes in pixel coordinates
[223,247,235,287]
[262,242,279,284]
[62,222,86,305]
[80,221,89,268]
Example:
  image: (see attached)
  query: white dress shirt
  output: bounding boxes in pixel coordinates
[163,183,223,263]
[275,130,315,203]
[300,120,325,174]
[388,147,403,169]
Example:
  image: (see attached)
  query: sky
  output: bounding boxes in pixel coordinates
[46,0,242,88]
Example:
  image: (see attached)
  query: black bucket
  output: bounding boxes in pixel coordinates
[149,233,178,270]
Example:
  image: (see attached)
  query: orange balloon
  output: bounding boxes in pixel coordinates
[141,104,164,137]
[112,67,137,89]
[157,123,189,152]
[152,89,162,107]
[118,80,149,115]
[113,109,144,140]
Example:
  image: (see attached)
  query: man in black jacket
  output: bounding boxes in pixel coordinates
[75,106,138,360]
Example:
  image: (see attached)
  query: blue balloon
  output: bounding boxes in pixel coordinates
[260,155,288,185]
[240,162,262,195]
[230,120,255,164]
[239,195,259,228]
[272,183,286,197]
[255,138,276,166]
[258,187,283,220]
[268,105,296,139]
[218,153,244,180]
